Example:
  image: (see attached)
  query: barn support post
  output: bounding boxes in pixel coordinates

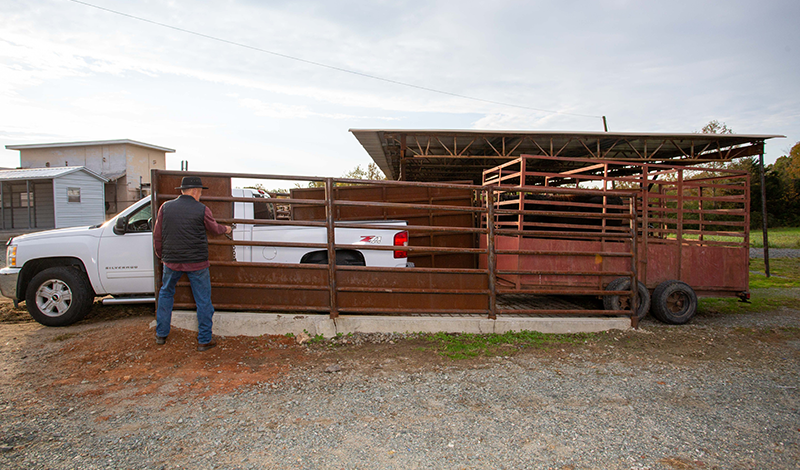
[325,178,339,318]
[486,188,497,320]
[26,180,31,229]
[1,182,4,231]
[759,151,770,277]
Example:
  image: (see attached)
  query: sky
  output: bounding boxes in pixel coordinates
[1,0,798,178]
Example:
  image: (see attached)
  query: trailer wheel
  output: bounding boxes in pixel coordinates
[651,280,697,325]
[25,267,94,326]
[603,277,650,320]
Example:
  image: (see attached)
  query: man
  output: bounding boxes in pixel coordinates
[153,176,232,351]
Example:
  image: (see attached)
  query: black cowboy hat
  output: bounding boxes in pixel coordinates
[175,176,209,190]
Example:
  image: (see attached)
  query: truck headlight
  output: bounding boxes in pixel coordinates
[6,245,16,267]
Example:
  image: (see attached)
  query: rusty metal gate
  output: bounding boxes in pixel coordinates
[152,169,640,324]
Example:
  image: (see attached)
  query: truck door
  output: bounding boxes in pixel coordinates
[97,201,155,295]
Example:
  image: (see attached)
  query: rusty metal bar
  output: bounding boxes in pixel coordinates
[340,307,489,315]
[496,288,619,296]
[325,178,338,318]
[178,281,328,291]
[497,309,629,316]
[629,197,639,328]
[332,199,486,214]
[496,249,632,257]
[338,286,489,294]
[497,270,633,276]
[495,229,632,239]
[486,188,497,319]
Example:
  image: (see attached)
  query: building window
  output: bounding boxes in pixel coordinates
[68,187,81,203]
[19,192,33,207]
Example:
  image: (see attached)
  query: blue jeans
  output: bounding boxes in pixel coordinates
[155,266,215,344]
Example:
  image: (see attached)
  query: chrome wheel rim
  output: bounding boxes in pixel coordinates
[35,279,73,317]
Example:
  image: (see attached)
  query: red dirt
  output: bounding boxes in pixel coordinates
[43,319,309,402]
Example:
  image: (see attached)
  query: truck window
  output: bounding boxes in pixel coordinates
[253,200,274,224]
[126,203,152,232]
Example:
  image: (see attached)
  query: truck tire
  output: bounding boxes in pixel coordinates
[603,277,650,320]
[650,280,697,325]
[25,267,94,327]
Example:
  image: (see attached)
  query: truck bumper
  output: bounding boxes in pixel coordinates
[0,267,21,301]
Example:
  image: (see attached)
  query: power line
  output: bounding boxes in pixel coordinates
[66,0,602,120]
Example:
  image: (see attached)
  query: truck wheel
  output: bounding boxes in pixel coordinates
[25,267,94,327]
[650,280,697,325]
[603,277,650,320]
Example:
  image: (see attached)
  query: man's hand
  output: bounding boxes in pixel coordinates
[226,225,233,234]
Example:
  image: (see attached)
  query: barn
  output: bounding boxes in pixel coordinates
[0,166,107,231]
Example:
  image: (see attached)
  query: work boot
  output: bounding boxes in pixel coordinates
[197,339,217,352]
[155,336,167,345]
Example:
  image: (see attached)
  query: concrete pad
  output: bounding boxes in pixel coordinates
[494,317,630,334]
[153,310,630,337]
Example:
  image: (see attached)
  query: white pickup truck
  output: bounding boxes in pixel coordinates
[0,189,409,326]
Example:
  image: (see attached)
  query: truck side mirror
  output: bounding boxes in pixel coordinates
[113,216,128,235]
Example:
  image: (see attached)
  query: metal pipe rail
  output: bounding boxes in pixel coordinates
[153,169,641,325]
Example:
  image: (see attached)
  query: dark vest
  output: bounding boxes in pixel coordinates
[160,195,209,264]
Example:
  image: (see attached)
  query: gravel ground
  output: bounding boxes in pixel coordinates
[1,295,799,470]
[750,248,800,259]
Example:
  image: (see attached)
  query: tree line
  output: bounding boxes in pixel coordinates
[702,121,800,228]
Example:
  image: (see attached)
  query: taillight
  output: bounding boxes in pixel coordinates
[393,231,408,258]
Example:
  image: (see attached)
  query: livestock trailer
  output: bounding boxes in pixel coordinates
[481,155,749,325]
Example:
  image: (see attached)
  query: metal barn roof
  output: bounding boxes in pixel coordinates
[350,129,784,183]
[0,166,108,182]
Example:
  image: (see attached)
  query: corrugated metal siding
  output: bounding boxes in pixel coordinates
[53,172,105,228]
[34,181,54,228]
[0,181,55,230]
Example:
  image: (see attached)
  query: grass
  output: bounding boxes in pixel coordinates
[424,330,595,359]
[663,227,800,248]
[700,258,800,315]
[750,227,800,249]
[749,258,800,288]
[700,288,799,316]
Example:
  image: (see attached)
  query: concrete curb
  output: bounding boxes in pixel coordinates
[150,311,631,338]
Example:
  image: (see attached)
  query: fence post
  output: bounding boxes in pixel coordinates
[486,188,497,320]
[325,178,339,318]
[630,197,639,328]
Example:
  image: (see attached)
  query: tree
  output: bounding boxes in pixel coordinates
[304,162,385,188]
[342,163,385,181]
[767,141,800,226]
[700,120,733,134]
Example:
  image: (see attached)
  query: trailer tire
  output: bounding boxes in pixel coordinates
[25,267,94,326]
[603,277,650,320]
[651,280,697,325]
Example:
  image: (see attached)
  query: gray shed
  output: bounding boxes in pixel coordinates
[0,166,108,230]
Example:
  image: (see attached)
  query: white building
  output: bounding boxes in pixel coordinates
[5,139,175,216]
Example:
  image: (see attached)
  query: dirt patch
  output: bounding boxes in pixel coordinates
[35,319,308,403]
